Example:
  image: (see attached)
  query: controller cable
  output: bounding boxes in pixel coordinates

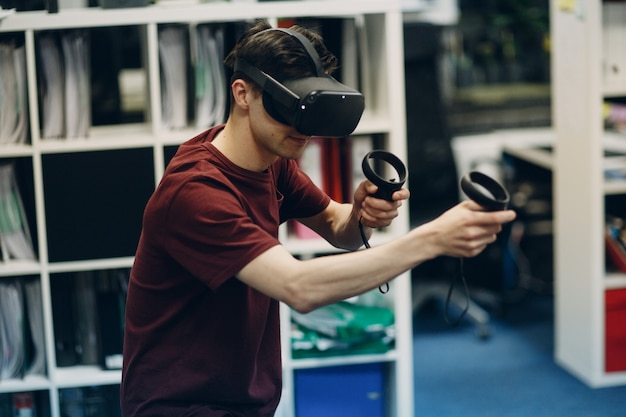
[444,258,470,325]
[359,151,509,326]
[358,218,389,293]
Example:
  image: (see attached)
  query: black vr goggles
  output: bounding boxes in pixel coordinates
[234,28,365,137]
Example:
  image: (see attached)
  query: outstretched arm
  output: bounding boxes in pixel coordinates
[238,199,516,313]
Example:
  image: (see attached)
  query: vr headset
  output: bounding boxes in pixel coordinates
[234,28,365,137]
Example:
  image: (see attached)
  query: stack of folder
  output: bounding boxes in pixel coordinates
[159,24,228,130]
[51,269,129,370]
[0,40,28,145]
[159,25,189,130]
[38,30,91,140]
[0,163,36,261]
[193,24,227,130]
[0,277,46,381]
[291,135,377,239]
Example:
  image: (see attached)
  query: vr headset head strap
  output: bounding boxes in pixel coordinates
[234,57,300,110]
[270,28,326,77]
[234,27,326,98]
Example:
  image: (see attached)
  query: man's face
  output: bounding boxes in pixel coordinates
[247,90,312,161]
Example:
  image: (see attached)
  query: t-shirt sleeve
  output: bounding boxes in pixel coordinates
[162,179,280,290]
[278,159,331,221]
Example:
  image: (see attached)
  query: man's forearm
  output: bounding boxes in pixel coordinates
[331,203,372,250]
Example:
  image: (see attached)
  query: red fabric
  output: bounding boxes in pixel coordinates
[121,126,330,416]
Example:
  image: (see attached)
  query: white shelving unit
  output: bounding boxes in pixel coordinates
[0,1,413,416]
[550,0,626,388]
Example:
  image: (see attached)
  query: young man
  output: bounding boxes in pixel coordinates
[121,21,515,416]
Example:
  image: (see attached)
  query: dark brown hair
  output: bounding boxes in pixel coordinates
[224,20,339,94]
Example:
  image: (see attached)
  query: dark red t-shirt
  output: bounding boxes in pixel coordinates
[121,126,330,416]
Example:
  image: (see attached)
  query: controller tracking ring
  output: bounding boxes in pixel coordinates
[460,171,510,211]
[361,150,407,201]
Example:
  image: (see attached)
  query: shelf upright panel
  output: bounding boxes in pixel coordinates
[551,0,626,387]
[380,8,413,417]
[22,25,60,416]
[146,21,166,184]
[551,0,605,387]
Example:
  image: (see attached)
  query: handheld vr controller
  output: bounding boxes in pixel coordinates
[460,171,510,211]
[360,150,407,294]
[361,150,407,201]
[450,172,509,330]
[361,151,509,210]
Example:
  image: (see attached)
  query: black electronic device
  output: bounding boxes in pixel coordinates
[446,171,510,329]
[361,150,407,201]
[359,150,407,294]
[460,171,510,211]
[234,28,365,137]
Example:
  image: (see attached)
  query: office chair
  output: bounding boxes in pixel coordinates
[412,280,492,339]
[404,22,500,339]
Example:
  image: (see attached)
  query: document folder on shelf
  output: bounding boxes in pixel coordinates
[159,26,188,130]
[0,42,28,145]
[0,279,25,380]
[62,30,90,139]
[39,34,65,139]
[0,163,36,261]
[193,25,227,130]
[38,31,91,140]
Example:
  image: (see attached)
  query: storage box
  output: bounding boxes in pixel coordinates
[295,363,385,417]
[605,289,626,372]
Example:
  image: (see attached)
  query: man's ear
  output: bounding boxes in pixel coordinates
[231,79,254,109]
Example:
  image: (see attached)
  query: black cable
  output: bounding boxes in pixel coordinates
[444,258,470,326]
[359,217,472,310]
[359,219,389,294]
